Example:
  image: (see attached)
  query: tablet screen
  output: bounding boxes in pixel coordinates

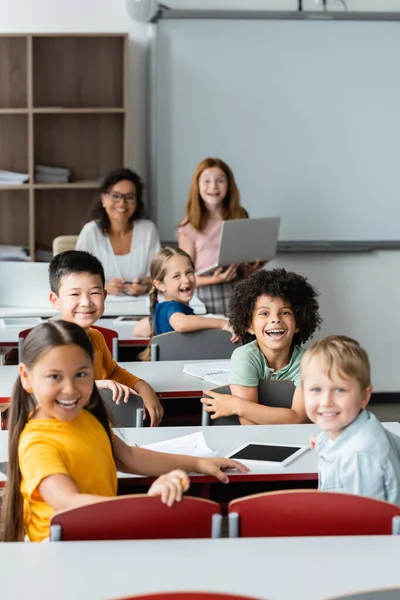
[229,444,301,463]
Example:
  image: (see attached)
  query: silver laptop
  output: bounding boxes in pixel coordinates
[196,216,281,275]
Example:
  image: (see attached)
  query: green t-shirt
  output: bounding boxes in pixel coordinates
[230,340,304,388]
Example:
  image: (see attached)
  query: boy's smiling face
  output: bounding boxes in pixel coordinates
[248,294,299,359]
[49,272,106,332]
[303,355,372,440]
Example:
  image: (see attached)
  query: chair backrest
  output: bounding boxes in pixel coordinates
[228,490,400,537]
[325,589,400,600]
[99,388,143,428]
[91,325,119,360]
[18,328,32,362]
[117,593,262,600]
[50,495,222,541]
[202,379,295,426]
[52,235,78,256]
[19,325,119,361]
[151,330,236,361]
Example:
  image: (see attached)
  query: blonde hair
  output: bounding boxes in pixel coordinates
[139,247,195,361]
[182,157,247,232]
[301,335,371,390]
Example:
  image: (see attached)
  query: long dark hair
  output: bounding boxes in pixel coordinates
[92,168,146,233]
[2,320,113,542]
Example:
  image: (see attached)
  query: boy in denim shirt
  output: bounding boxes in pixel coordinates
[302,335,400,505]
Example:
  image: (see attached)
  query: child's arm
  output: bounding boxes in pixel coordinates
[112,434,248,482]
[39,471,190,511]
[134,379,164,427]
[134,317,151,337]
[201,386,308,425]
[169,312,237,342]
[99,335,163,426]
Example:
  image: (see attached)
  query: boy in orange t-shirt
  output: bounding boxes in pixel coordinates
[49,250,163,426]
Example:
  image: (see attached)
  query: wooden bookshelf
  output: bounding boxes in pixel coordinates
[0,34,129,260]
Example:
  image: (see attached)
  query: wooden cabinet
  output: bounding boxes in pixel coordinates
[0,34,129,260]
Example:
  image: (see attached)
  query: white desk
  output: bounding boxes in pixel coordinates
[0,318,148,347]
[0,295,206,319]
[2,422,400,488]
[0,360,218,402]
[1,536,400,600]
[0,262,206,317]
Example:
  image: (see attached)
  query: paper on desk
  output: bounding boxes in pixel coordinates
[183,361,231,387]
[142,432,217,457]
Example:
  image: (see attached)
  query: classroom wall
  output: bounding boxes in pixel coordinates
[1,0,400,391]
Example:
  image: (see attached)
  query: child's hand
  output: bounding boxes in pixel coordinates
[96,379,135,405]
[201,389,239,419]
[197,457,249,483]
[212,264,237,284]
[135,381,164,427]
[309,434,317,449]
[220,320,239,343]
[148,470,190,507]
[105,278,126,295]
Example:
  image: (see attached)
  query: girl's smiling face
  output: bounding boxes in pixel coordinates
[198,167,228,211]
[155,254,196,305]
[19,344,94,422]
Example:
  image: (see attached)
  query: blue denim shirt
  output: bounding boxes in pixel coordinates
[316,410,400,505]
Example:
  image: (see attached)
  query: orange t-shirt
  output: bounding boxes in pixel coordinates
[89,328,140,389]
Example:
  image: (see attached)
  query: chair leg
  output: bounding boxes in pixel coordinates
[228,512,239,538]
[136,407,144,427]
[392,516,400,535]
[49,524,62,542]
[150,344,158,361]
[201,407,210,427]
[211,513,222,538]
[112,338,119,361]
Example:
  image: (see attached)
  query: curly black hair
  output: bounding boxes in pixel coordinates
[229,268,322,346]
[91,168,146,233]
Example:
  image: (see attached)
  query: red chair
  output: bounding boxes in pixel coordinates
[228,490,400,538]
[91,325,119,359]
[18,324,119,360]
[115,594,262,600]
[50,495,222,541]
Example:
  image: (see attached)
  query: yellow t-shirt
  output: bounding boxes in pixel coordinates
[19,410,117,542]
[89,328,140,388]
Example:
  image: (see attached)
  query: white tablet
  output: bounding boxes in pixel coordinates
[226,442,309,467]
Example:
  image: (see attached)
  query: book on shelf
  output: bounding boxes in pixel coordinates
[0,245,30,261]
[0,169,29,184]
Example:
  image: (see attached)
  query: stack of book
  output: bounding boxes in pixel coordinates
[35,164,70,184]
[0,170,29,185]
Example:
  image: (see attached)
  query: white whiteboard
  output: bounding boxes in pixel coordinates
[154,18,400,241]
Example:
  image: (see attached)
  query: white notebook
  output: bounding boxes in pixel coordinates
[183,361,231,387]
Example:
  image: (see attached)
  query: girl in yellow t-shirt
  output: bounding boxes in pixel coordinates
[2,320,246,542]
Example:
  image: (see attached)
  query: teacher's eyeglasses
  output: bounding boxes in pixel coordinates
[107,191,137,205]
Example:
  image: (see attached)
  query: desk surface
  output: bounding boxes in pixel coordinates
[0,360,217,401]
[0,294,206,318]
[2,422,400,486]
[2,536,400,600]
[0,318,147,345]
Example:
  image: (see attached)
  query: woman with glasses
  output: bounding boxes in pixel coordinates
[76,168,161,296]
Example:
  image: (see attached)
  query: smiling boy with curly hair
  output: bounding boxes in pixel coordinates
[201,268,322,425]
